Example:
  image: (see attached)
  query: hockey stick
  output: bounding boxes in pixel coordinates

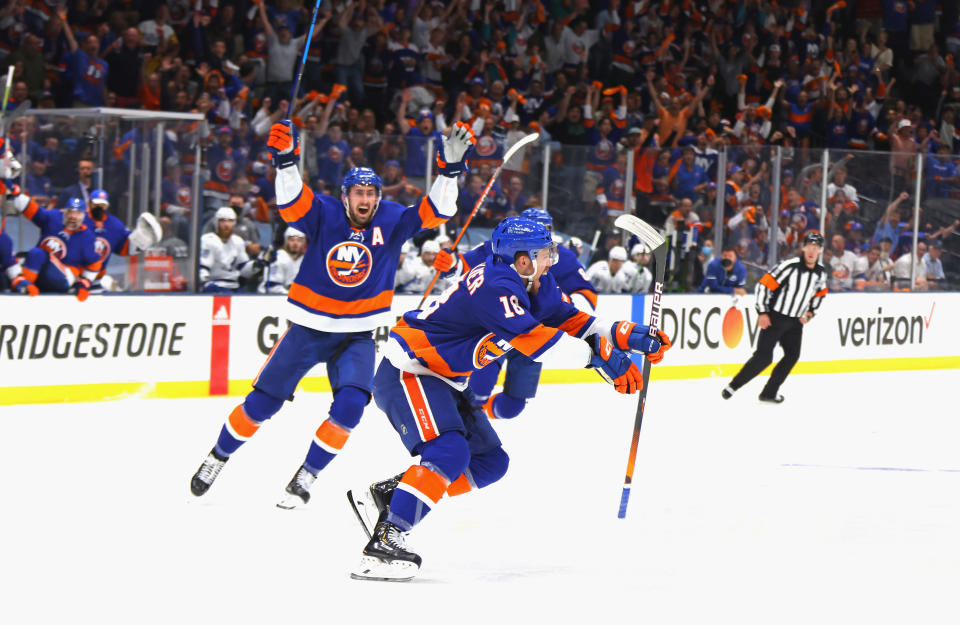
[613,214,667,519]
[0,65,14,172]
[287,0,322,118]
[415,132,540,309]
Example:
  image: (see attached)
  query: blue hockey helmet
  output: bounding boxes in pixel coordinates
[340,166,383,223]
[341,166,382,200]
[520,207,553,231]
[64,197,85,212]
[491,217,558,268]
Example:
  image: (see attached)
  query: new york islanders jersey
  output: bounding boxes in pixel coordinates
[23,202,101,279]
[205,144,245,194]
[385,257,597,390]
[0,229,22,285]
[551,243,597,310]
[274,166,459,332]
[84,212,132,279]
[457,240,597,311]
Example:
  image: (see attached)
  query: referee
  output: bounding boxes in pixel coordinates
[722,232,828,403]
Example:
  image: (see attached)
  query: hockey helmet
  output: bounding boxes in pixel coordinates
[609,246,628,261]
[631,243,650,257]
[491,217,557,267]
[284,227,306,240]
[803,231,825,247]
[215,206,237,221]
[340,166,383,222]
[64,197,85,212]
[520,207,553,231]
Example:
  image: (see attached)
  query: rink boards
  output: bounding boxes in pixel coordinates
[1,292,958,405]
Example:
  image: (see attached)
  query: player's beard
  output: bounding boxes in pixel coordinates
[348,200,376,228]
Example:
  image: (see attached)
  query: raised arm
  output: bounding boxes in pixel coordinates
[396,89,413,134]
[257,0,276,39]
[56,6,78,53]
[645,69,664,114]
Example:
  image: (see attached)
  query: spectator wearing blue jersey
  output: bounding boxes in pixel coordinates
[698,245,747,295]
[25,157,53,207]
[397,89,442,191]
[672,146,708,201]
[57,7,108,107]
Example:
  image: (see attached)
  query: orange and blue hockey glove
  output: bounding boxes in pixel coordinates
[432,248,458,273]
[587,335,643,394]
[75,277,91,302]
[436,121,477,178]
[266,120,300,170]
[612,321,672,364]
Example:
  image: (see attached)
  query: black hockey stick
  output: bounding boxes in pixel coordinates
[613,214,667,519]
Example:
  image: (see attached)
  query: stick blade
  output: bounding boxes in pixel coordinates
[502,132,539,162]
[614,214,665,251]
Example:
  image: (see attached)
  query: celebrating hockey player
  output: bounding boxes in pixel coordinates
[189,119,477,508]
[348,217,671,581]
[432,207,599,422]
[4,183,100,301]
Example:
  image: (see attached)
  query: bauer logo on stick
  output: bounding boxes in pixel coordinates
[326,241,372,287]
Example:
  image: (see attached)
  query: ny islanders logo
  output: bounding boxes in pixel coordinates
[95,236,112,262]
[326,241,372,287]
[472,333,512,368]
[40,236,66,259]
[216,159,236,182]
[475,136,498,158]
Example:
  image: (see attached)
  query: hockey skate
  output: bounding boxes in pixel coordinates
[347,473,401,539]
[276,465,317,509]
[350,519,422,582]
[190,448,228,496]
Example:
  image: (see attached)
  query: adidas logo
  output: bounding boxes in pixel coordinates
[212,305,231,325]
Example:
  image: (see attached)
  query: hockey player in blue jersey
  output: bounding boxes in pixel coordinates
[348,217,671,581]
[189,119,478,509]
[431,207,602,422]
[4,185,102,301]
[83,189,162,289]
[0,224,28,292]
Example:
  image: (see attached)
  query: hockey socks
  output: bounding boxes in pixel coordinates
[213,390,282,457]
[302,386,367,474]
[387,465,449,531]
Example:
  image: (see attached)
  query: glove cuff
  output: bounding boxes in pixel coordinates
[437,153,468,178]
[274,152,299,169]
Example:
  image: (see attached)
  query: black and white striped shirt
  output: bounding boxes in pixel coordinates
[755,257,828,318]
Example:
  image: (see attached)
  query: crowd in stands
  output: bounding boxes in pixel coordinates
[0,0,958,296]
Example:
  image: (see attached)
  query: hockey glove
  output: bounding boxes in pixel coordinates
[75,277,91,302]
[266,120,300,170]
[612,321,672,364]
[432,248,458,273]
[587,335,643,394]
[437,121,477,178]
[11,276,38,296]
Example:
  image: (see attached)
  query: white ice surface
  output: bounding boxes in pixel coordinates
[2,370,960,625]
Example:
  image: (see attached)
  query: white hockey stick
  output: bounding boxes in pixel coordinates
[416,132,540,309]
[613,214,667,518]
